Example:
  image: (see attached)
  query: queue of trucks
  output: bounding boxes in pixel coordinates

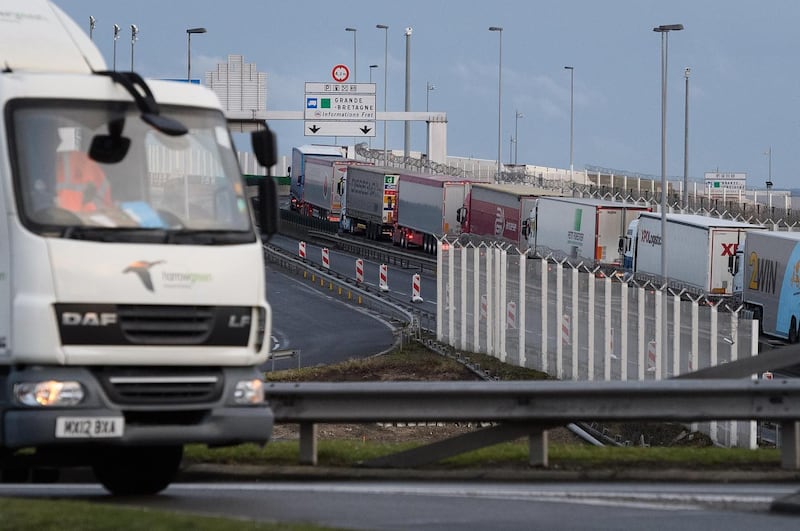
[287,145,800,342]
[1,0,279,495]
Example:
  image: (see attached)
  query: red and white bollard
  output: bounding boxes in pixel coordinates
[411,273,423,303]
[355,259,364,284]
[480,294,487,321]
[298,241,306,259]
[762,371,774,380]
[647,340,657,373]
[321,247,330,269]
[562,314,571,346]
[379,264,389,292]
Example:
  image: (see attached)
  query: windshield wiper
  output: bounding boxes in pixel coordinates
[59,226,170,243]
[166,230,254,245]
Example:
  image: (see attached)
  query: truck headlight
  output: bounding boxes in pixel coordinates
[14,381,85,407]
[234,379,264,404]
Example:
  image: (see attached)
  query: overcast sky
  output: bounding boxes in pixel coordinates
[59,1,800,190]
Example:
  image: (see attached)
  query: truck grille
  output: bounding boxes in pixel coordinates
[98,368,224,405]
[118,305,213,345]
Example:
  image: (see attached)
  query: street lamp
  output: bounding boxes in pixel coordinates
[653,22,683,379]
[112,23,120,71]
[514,110,523,165]
[683,67,690,207]
[130,24,138,71]
[564,66,574,182]
[426,82,435,112]
[345,27,357,82]
[489,26,503,180]
[376,24,389,162]
[404,27,412,159]
[765,147,773,188]
[369,64,379,149]
[186,27,207,82]
[89,16,95,41]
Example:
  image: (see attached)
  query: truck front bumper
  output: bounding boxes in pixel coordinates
[0,366,273,449]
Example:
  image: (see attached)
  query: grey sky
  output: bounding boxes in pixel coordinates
[60,1,799,189]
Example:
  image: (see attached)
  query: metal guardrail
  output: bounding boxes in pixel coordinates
[265,379,800,469]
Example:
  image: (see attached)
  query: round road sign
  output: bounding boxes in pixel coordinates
[332,64,350,83]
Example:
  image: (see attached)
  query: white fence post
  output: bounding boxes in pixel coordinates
[540,257,548,374]
[620,281,629,381]
[436,239,443,342]
[460,243,468,350]
[518,249,527,367]
[604,276,612,381]
[556,262,564,379]
[571,267,580,381]
[587,272,595,381]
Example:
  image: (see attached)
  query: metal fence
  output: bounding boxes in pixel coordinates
[436,239,760,448]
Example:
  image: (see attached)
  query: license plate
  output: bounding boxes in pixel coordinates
[55,417,124,438]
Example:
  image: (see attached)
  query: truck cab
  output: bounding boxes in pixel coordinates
[0,0,278,495]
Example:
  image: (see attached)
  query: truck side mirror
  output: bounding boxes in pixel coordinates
[456,206,466,224]
[251,125,279,240]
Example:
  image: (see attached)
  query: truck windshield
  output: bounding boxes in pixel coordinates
[9,100,254,241]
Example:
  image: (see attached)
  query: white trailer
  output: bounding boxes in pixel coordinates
[340,165,398,240]
[0,0,279,495]
[625,213,765,295]
[530,197,650,265]
[394,173,473,254]
[302,157,366,222]
[289,144,344,213]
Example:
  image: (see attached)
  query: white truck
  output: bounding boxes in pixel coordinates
[289,144,344,214]
[339,165,398,240]
[732,230,800,342]
[301,157,366,222]
[0,0,279,495]
[393,172,473,254]
[623,213,764,296]
[529,197,651,265]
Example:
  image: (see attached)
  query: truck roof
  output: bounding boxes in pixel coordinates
[470,182,565,197]
[748,230,800,241]
[0,0,106,73]
[293,145,345,157]
[398,172,475,186]
[541,196,650,209]
[638,212,763,229]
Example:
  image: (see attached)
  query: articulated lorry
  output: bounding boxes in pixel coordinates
[529,197,651,265]
[289,144,344,214]
[301,156,367,222]
[0,0,279,495]
[339,165,398,240]
[733,230,800,342]
[624,213,764,296]
[458,183,562,250]
[393,173,473,254]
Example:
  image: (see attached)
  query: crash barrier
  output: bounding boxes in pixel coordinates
[265,378,800,469]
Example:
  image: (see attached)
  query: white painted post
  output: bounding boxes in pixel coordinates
[571,267,579,381]
[518,250,527,367]
[638,286,646,381]
[436,239,443,342]
[673,293,681,377]
[473,245,480,352]
[448,241,455,345]
[709,303,719,444]
[604,276,612,381]
[540,257,548,374]
[691,301,699,372]
[654,290,662,380]
[459,244,467,349]
[556,262,564,379]
[621,281,629,381]
[587,272,595,381]
[499,248,507,362]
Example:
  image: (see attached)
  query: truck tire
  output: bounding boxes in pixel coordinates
[92,445,183,496]
[790,317,799,344]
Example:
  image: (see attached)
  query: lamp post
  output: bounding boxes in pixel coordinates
[514,110,523,165]
[130,24,138,71]
[653,22,683,379]
[404,27,412,159]
[376,24,389,163]
[186,27,207,82]
[564,66,574,182]
[765,147,773,187]
[345,27,357,82]
[89,16,95,40]
[489,26,503,180]
[369,64,379,148]
[112,24,120,71]
[683,67,690,207]
[426,82,435,112]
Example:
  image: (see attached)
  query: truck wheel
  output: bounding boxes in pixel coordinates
[790,317,799,344]
[92,445,183,496]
